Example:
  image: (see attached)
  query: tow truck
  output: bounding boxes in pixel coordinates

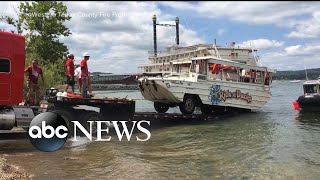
[0,31,135,132]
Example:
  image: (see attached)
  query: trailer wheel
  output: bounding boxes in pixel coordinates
[154,102,169,113]
[49,109,75,137]
[80,112,105,135]
[179,96,196,114]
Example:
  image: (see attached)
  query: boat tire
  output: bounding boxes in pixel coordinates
[154,102,170,113]
[179,96,196,114]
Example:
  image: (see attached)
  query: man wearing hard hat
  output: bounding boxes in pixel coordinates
[80,52,92,97]
[65,53,75,93]
[74,64,82,93]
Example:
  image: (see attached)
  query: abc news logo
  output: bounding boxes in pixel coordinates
[28,112,151,152]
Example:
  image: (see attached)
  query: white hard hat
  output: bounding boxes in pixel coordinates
[83,52,90,57]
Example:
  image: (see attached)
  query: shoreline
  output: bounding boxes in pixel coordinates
[0,155,32,180]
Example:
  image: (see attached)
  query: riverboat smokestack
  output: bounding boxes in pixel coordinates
[175,17,179,45]
[153,15,157,57]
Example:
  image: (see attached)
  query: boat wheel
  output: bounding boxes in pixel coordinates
[154,102,169,113]
[179,96,196,114]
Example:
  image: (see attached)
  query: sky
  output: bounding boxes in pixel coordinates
[1,1,320,74]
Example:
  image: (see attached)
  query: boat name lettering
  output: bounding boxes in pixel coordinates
[219,89,252,103]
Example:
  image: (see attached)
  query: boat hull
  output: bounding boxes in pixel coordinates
[297,95,320,112]
[138,77,271,110]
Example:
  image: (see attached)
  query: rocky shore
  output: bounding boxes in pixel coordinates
[0,155,31,180]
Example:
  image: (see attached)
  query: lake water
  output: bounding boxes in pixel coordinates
[1,81,320,180]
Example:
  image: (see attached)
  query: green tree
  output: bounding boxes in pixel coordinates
[1,1,72,91]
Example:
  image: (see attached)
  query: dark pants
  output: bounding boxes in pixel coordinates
[66,76,75,86]
[82,76,88,98]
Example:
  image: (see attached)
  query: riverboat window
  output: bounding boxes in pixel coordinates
[230,53,238,59]
[304,85,318,94]
[172,63,190,73]
[191,61,196,73]
[172,65,178,73]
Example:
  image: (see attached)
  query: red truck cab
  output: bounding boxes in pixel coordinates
[0,31,26,105]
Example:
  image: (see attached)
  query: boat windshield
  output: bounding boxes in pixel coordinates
[304,84,318,95]
[207,62,271,85]
[190,60,207,75]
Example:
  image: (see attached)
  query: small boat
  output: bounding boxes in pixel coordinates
[290,80,300,83]
[293,76,320,111]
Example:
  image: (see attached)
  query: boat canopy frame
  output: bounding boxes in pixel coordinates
[191,56,276,73]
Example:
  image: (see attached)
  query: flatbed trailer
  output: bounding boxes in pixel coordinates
[133,112,218,121]
[42,96,136,134]
[1,91,247,135]
[0,95,136,132]
[47,96,136,121]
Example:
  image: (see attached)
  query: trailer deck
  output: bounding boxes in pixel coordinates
[44,96,239,123]
[47,96,136,121]
[1,94,240,134]
[133,112,219,121]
